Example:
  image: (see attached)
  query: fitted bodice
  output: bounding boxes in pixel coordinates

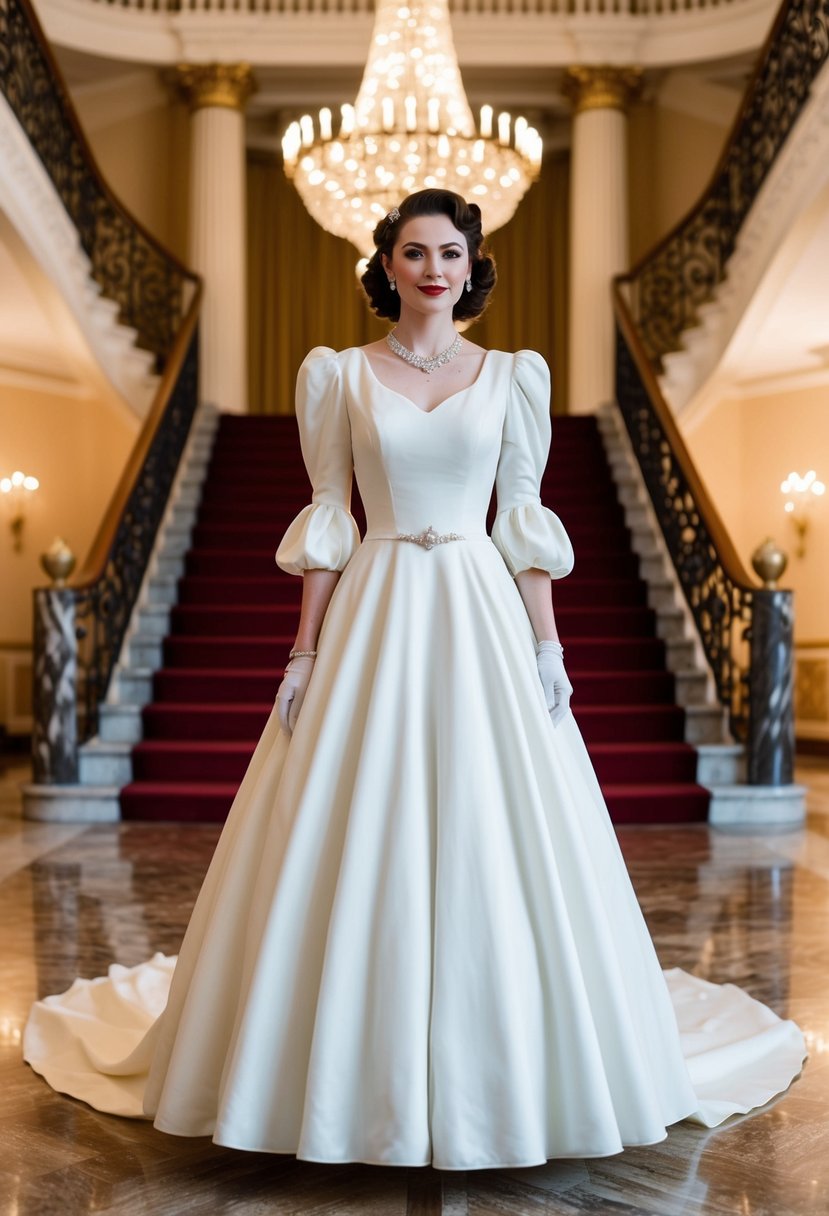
[341,347,509,539]
[274,344,574,581]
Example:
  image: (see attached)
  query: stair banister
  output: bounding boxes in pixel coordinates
[31,296,202,786]
[0,0,204,784]
[610,0,829,787]
[623,0,829,370]
[1,0,197,361]
[612,288,794,786]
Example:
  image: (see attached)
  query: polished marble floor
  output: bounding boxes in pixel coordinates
[1,752,828,1215]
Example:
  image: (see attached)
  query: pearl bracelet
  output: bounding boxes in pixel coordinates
[536,640,564,655]
[288,649,317,660]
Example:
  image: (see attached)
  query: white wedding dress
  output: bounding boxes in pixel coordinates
[23,346,807,1170]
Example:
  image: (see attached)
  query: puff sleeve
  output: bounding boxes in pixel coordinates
[490,349,575,579]
[275,346,361,575]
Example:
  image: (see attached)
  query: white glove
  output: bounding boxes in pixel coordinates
[275,655,316,735]
[536,640,573,727]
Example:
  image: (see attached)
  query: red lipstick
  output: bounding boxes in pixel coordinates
[417,286,448,296]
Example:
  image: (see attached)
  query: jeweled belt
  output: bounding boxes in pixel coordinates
[395,524,465,550]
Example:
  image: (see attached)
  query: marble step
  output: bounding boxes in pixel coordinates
[628,527,664,560]
[131,604,172,640]
[170,502,200,527]
[158,524,196,558]
[664,637,697,672]
[145,574,181,608]
[126,633,164,668]
[22,782,121,823]
[75,737,745,799]
[171,485,205,509]
[685,704,728,745]
[79,738,134,786]
[653,607,687,643]
[98,704,144,744]
[155,553,187,580]
[646,578,680,613]
[111,667,154,707]
[638,552,672,582]
[696,743,745,786]
[674,669,708,707]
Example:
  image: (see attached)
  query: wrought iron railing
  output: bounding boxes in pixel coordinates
[613,309,794,784]
[626,0,829,369]
[0,0,195,363]
[31,314,200,784]
[611,0,828,785]
[0,0,204,783]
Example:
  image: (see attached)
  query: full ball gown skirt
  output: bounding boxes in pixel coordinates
[23,347,808,1170]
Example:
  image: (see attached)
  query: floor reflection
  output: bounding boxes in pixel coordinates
[0,758,827,1214]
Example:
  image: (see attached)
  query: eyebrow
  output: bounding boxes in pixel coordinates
[402,241,464,250]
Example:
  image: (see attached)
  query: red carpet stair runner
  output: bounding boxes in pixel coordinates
[120,414,711,825]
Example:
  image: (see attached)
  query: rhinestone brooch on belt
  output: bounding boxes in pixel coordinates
[396,524,465,550]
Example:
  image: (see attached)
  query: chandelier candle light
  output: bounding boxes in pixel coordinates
[281,0,542,259]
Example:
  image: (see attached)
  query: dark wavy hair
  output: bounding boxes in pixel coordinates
[360,189,497,323]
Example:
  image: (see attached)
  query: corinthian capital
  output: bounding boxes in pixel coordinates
[173,64,256,113]
[562,66,643,115]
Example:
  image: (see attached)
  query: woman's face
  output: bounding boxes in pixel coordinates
[381,213,471,319]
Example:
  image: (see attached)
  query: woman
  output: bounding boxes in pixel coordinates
[24,189,807,1170]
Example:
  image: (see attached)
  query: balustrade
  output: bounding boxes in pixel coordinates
[610,2,829,786]
[1,0,203,784]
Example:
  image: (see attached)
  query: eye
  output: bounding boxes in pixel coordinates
[444,250,461,258]
[404,250,423,259]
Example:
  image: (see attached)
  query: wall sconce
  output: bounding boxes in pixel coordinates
[0,470,40,552]
[780,469,824,558]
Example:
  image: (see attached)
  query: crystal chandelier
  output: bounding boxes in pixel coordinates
[281,0,542,260]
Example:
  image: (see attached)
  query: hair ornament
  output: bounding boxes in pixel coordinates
[386,206,401,223]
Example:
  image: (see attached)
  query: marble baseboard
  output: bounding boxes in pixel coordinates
[707,782,807,828]
[21,782,121,822]
[684,705,728,745]
[696,744,745,786]
[78,740,133,787]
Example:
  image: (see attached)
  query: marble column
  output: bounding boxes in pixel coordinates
[175,64,255,413]
[563,66,642,414]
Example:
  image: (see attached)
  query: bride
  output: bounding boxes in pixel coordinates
[24,188,807,1171]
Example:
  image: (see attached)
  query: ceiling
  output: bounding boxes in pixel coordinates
[0,224,88,394]
[726,180,829,388]
[52,44,753,158]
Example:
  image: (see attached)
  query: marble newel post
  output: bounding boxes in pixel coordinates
[174,64,256,413]
[563,67,642,414]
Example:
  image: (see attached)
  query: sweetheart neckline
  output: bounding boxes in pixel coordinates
[356,347,496,416]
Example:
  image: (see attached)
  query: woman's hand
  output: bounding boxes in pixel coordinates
[536,640,573,726]
[275,655,316,735]
[275,568,341,736]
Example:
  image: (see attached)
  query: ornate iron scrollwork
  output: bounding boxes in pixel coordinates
[629,0,829,367]
[3,0,203,784]
[0,0,192,362]
[615,325,794,784]
[30,331,199,782]
[613,0,817,785]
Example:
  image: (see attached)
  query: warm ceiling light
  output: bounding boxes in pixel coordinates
[281,0,542,260]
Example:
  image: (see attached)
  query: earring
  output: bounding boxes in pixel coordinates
[388,277,397,292]
[465,276,472,293]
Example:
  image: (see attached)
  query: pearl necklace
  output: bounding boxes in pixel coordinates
[386,329,462,374]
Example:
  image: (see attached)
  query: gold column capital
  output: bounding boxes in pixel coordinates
[172,63,256,113]
[562,66,643,115]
